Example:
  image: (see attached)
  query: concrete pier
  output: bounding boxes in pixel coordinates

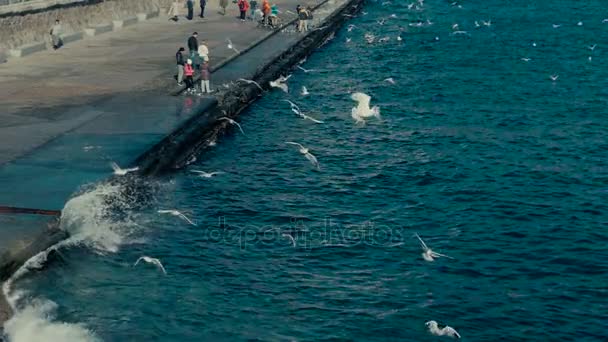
[0,0,363,328]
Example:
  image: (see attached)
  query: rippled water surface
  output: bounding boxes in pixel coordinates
[6,0,608,341]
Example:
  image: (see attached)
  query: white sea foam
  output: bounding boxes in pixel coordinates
[2,182,141,342]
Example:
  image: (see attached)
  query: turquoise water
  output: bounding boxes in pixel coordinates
[4,0,608,340]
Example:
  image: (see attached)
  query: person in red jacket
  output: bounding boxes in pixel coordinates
[261,0,270,26]
[238,0,250,21]
[184,59,195,91]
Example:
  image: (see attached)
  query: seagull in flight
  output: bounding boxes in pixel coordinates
[474,20,480,27]
[396,35,402,41]
[285,142,320,170]
[226,38,240,53]
[451,30,469,36]
[482,19,491,26]
[521,57,531,62]
[414,233,453,262]
[577,21,583,26]
[158,210,196,226]
[237,78,264,91]
[347,24,356,32]
[218,117,245,135]
[451,23,459,30]
[134,256,167,275]
[552,24,562,28]
[301,86,310,96]
[425,321,461,339]
[384,77,396,84]
[588,44,597,51]
[283,99,323,123]
[270,75,289,93]
[190,170,224,178]
[110,162,139,176]
[297,65,315,73]
[346,37,352,43]
[550,74,559,81]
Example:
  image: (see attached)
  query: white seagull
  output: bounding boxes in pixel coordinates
[552,24,562,28]
[396,35,402,41]
[218,117,246,135]
[414,233,453,262]
[157,209,196,226]
[521,57,531,62]
[226,38,240,53]
[190,170,224,178]
[550,74,559,81]
[110,162,139,176]
[347,24,356,32]
[350,92,380,124]
[346,37,352,43]
[285,142,320,170]
[134,256,167,275]
[301,86,310,96]
[425,321,461,339]
[270,75,289,93]
[588,44,597,51]
[283,99,323,123]
[237,78,264,91]
[297,65,315,73]
[482,19,491,26]
[384,77,396,85]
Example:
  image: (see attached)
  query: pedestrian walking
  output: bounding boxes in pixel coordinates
[167,0,181,21]
[184,59,195,90]
[219,0,228,15]
[238,0,249,21]
[188,32,199,58]
[187,0,194,20]
[176,47,186,86]
[199,0,206,18]
[50,19,63,50]
[200,58,211,93]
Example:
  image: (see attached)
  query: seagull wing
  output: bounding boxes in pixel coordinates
[282,233,296,246]
[414,233,429,251]
[351,92,371,109]
[305,152,320,170]
[302,114,324,124]
[190,170,208,175]
[431,251,454,259]
[285,141,305,150]
[233,122,245,135]
[157,210,172,214]
[283,99,300,112]
[178,213,196,226]
[444,326,460,338]
[151,259,167,275]
[134,256,144,266]
[125,167,139,173]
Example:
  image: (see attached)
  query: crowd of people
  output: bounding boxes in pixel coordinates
[175,32,212,93]
[169,0,315,93]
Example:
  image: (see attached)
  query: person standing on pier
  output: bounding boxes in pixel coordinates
[187,0,194,20]
[188,32,199,59]
[50,19,63,50]
[200,57,211,93]
[262,0,270,26]
[184,59,195,91]
[198,39,209,61]
[238,0,250,21]
[199,0,207,18]
[176,47,186,86]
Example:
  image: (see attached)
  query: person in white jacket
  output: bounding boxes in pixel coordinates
[197,40,209,60]
[50,19,63,49]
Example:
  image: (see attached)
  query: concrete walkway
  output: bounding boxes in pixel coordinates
[0,0,307,165]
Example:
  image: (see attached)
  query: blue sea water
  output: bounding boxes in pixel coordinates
[4,0,608,341]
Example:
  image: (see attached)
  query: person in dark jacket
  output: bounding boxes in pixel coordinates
[186,0,194,20]
[175,47,185,86]
[187,32,199,58]
[199,0,206,18]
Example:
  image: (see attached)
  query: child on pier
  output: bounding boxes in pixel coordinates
[184,59,195,91]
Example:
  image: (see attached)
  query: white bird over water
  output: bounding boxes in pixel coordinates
[134,256,167,275]
[110,162,139,176]
[270,75,289,93]
[384,77,396,84]
[283,99,323,123]
[521,57,531,62]
[396,35,402,41]
[552,24,562,28]
[297,65,315,73]
[414,233,453,262]
[218,117,245,135]
[191,170,224,178]
[158,210,196,226]
[285,142,320,170]
[226,38,240,53]
[301,86,310,96]
[347,24,356,32]
[482,19,491,26]
[452,23,459,30]
[365,33,376,44]
[351,92,380,124]
[588,44,597,51]
[237,78,264,91]
[550,74,559,81]
[425,321,461,339]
